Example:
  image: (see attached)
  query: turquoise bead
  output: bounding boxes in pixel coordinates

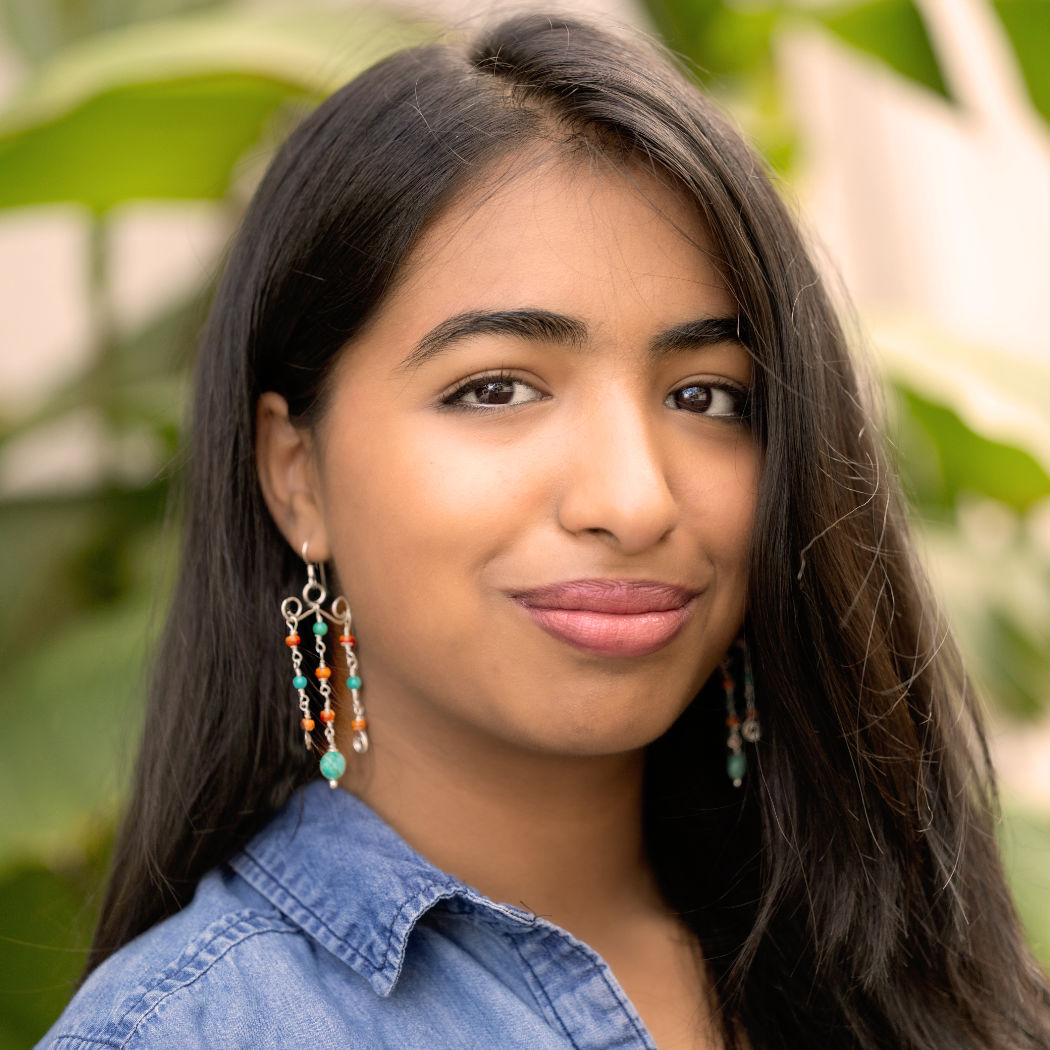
[319,750,346,781]
[312,621,328,636]
[727,751,747,783]
[346,675,362,690]
[292,674,308,690]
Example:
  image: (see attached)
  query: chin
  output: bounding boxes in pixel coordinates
[524,700,685,758]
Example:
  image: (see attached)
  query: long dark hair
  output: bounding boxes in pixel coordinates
[87,13,1050,1048]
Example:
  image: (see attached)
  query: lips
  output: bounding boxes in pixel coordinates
[513,580,698,657]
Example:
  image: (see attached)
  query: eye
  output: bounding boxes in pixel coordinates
[665,381,749,421]
[442,373,545,411]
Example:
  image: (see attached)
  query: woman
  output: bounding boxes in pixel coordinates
[37,12,1050,1050]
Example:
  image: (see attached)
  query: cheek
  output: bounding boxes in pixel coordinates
[728,449,761,553]
[682,437,760,571]
[318,414,538,617]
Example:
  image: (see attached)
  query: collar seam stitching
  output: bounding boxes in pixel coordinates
[236,849,388,973]
[505,932,582,1048]
[237,848,466,982]
[117,917,300,1047]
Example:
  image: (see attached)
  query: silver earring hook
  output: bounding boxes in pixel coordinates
[299,541,327,608]
[302,540,330,591]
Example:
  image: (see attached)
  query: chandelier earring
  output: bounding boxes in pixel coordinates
[280,542,369,788]
[721,637,761,788]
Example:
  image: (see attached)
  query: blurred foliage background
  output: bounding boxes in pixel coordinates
[0,0,1047,1045]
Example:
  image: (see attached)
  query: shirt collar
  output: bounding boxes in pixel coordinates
[230,779,531,996]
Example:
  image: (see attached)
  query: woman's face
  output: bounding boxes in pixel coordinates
[262,155,760,761]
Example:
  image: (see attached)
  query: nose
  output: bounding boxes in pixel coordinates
[556,398,679,554]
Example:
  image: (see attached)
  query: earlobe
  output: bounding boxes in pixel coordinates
[255,392,330,560]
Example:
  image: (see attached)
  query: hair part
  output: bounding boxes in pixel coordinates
[87,14,1049,1049]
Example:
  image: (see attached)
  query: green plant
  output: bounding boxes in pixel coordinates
[0,3,429,1043]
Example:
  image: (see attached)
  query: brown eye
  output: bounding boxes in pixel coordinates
[664,382,748,420]
[443,374,545,410]
[673,385,713,412]
[473,380,517,405]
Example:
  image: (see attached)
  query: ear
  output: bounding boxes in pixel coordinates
[255,391,331,561]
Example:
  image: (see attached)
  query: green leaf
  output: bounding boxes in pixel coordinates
[638,0,782,83]
[0,490,174,874]
[982,604,1050,720]
[993,0,1050,126]
[0,841,110,1049]
[704,6,782,80]
[892,382,1050,515]
[814,0,950,98]
[0,73,297,212]
[2,6,427,125]
[0,591,151,869]
[999,803,1050,967]
[0,0,226,66]
[918,516,1050,723]
[0,484,169,636]
[642,0,722,75]
[0,6,431,211]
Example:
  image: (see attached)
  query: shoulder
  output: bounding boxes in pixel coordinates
[35,868,364,1050]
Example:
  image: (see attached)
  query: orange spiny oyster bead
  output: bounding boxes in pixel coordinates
[314,666,331,679]
[300,717,315,731]
[726,715,740,728]
[339,633,356,646]
[319,709,336,723]
[285,634,300,647]
[350,718,367,732]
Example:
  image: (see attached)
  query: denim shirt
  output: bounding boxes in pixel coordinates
[36,780,659,1049]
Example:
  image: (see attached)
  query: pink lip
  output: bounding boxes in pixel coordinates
[513,580,698,657]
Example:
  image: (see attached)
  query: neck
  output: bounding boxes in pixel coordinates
[341,718,662,934]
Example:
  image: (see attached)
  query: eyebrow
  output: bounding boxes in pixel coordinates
[397,308,745,372]
[649,316,745,356]
[399,310,585,371]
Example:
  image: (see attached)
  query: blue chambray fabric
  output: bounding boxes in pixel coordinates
[35,780,658,1049]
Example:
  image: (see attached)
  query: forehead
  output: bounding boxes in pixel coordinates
[375,151,734,336]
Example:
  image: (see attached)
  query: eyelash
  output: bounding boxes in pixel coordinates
[440,370,751,421]
[439,370,544,412]
[665,381,751,421]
